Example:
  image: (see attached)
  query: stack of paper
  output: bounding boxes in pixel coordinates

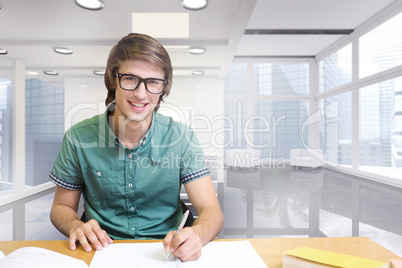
[283,247,388,268]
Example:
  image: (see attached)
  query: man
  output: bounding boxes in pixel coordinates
[49,33,224,262]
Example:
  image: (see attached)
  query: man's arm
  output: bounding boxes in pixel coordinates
[163,175,224,261]
[50,185,113,252]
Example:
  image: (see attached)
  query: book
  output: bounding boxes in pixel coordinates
[283,247,388,268]
[0,247,88,268]
[391,259,402,268]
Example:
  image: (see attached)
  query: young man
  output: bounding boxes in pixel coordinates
[49,33,224,261]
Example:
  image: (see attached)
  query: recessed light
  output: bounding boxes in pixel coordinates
[192,70,204,76]
[0,48,7,55]
[26,71,39,76]
[75,0,104,11]
[181,0,208,10]
[54,47,73,55]
[44,70,59,76]
[93,70,105,76]
[189,47,205,55]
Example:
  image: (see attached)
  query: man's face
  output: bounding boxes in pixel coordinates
[114,59,164,125]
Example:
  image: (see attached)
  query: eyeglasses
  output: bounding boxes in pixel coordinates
[116,72,167,94]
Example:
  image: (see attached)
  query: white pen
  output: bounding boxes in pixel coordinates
[165,210,190,261]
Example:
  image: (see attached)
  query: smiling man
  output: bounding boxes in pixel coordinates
[48,33,224,262]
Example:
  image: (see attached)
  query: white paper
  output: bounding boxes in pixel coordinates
[90,241,268,268]
[0,247,88,268]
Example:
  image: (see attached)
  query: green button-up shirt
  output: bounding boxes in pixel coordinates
[49,104,209,239]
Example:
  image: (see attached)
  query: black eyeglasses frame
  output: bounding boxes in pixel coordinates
[115,72,167,94]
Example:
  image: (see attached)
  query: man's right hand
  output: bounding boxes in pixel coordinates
[69,219,113,252]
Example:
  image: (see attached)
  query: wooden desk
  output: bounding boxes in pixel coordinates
[0,237,400,267]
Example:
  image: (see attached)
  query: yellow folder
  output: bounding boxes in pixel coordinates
[283,247,388,268]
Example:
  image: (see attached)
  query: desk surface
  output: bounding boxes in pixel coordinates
[0,237,400,267]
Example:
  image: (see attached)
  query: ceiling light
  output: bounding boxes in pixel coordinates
[192,70,204,76]
[26,71,39,76]
[44,70,59,76]
[54,47,73,55]
[181,0,207,10]
[189,47,205,55]
[93,70,105,76]
[75,0,104,11]
[0,48,7,55]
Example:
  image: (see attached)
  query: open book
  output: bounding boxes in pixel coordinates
[283,247,388,268]
[0,241,268,268]
[0,247,88,268]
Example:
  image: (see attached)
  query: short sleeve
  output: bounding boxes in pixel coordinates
[180,127,210,184]
[48,129,85,191]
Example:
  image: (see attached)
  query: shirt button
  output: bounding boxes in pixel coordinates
[128,154,132,159]
[96,171,102,176]
[131,227,135,231]
[128,183,133,187]
[130,207,135,211]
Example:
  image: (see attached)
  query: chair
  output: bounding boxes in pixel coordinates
[290,149,323,169]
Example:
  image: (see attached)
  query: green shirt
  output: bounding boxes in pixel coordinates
[49,104,209,239]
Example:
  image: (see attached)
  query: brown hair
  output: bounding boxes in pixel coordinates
[104,33,173,112]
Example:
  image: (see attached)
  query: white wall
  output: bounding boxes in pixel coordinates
[64,77,106,130]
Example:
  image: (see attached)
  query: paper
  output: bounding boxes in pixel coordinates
[90,241,268,268]
[0,247,88,268]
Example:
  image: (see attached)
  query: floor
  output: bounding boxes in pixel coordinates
[1,165,401,257]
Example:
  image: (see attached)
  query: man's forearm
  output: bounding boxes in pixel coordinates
[50,204,82,237]
[190,205,224,245]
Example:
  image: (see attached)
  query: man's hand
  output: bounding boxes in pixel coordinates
[163,227,202,261]
[69,219,113,252]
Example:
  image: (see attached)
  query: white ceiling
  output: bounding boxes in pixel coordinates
[0,0,397,85]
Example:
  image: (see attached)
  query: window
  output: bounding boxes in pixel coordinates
[25,79,65,187]
[225,61,310,161]
[254,63,308,95]
[319,44,352,92]
[0,79,13,193]
[319,92,352,165]
[359,12,402,78]
[359,77,401,167]
[254,100,308,158]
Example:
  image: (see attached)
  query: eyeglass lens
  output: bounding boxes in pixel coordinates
[119,75,165,93]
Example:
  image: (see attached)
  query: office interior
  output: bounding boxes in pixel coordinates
[0,0,402,257]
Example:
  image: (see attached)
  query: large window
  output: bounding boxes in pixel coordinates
[224,61,309,161]
[254,100,308,159]
[254,63,308,95]
[319,44,352,92]
[359,12,402,78]
[319,92,352,165]
[25,79,64,187]
[317,9,402,181]
[0,78,64,197]
[359,77,401,167]
[0,79,13,195]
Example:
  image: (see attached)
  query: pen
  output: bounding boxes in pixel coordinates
[165,210,190,261]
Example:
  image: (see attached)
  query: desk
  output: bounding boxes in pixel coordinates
[0,237,400,267]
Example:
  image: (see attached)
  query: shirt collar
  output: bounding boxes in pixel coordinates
[102,102,155,149]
